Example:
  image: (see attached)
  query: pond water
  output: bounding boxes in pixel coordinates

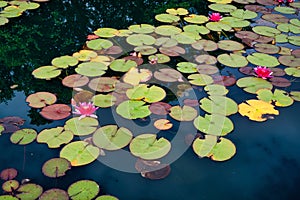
[1,0,300,200]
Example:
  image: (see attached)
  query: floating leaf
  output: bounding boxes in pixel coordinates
[195,55,217,65]
[252,26,281,37]
[0,168,17,181]
[183,25,210,35]
[169,105,198,121]
[247,53,280,67]
[94,28,119,37]
[269,77,291,87]
[62,74,89,88]
[221,17,250,28]
[10,128,37,145]
[277,23,300,34]
[154,119,173,130]
[72,50,97,62]
[0,125,4,135]
[95,195,119,200]
[274,6,296,14]
[171,32,199,44]
[237,77,273,94]
[217,53,248,68]
[184,14,208,24]
[235,31,259,40]
[155,25,182,36]
[230,9,257,19]
[0,195,18,200]
[155,14,180,23]
[134,45,157,55]
[92,94,116,108]
[208,137,236,161]
[116,100,151,119]
[204,84,228,96]
[193,114,234,136]
[290,91,300,101]
[75,62,107,77]
[159,46,185,56]
[42,158,71,178]
[256,89,293,107]
[245,5,271,14]
[212,75,236,86]
[37,127,73,148]
[155,37,178,47]
[109,59,137,72]
[192,135,217,158]
[128,24,155,34]
[60,141,100,166]
[51,56,78,69]
[73,90,94,103]
[88,77,118,92]
[166,8,188,15]
[40,104,71,120]
[126,84,166,103]
[39,189,69,200]
[129,134,171,160]
[126,34,156,46]
[87,39,113,50]
[16,184,43,200]
[285,67,300,77]
[154,68,183,82]
[176,62,198,73]
[278,55,300,67]
[64,117,98,136]
[206,22,232,32]
[197,65,219,75]
[254,44,280,54]
[68,180,99,200]
[93,125,133,150]
[26,92,57,108]
[32,66,61,80]
[2,180,19,193]
[262,14,289,24]
[188,74,214,86]
[123,68,152,86]
[148,54,170,64]
[208,0,232,3]
[200,96,238,116]
[192,40,218,51]
[218,40,244,51]
[149,102,171,115]
[0,17,9,26]
[288,36,300,46]
[208,4,237,13]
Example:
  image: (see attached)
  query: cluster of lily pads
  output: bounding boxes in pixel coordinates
[0,0,49,26]
[1,0,300,190]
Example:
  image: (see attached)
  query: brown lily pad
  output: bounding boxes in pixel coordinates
[183,99,199,107]
[212,75,236,86]
[62,74,89,88]
[235,31,259,40]
[278,55,300,67]
[159,46,185,57]
[191,40,218,51]
[270,68,285,76]
[269,77,291,87]
[292,49,300,58]
[154,68,184,82]
[88,77,119,92]
[97,45,123,55]
[73,90,94,103]
[0,168,18,181]
[197,65,219,75]
[123,56,144,65]
[40,104,71,120]
[149,102,171,115]
[254,43,280,54]
[245,5,272,14]
[257,0,279,6]
[254,36,274,44]
[135,159,171,180]
[0,117,25,133]
[239,66,254,75]
[195,55,217,65]
[262,14,289,24]
[26,92,57,108]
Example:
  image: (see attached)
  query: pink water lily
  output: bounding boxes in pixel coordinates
[72,102,98,120]
[254,66,273,79]
[208,13,222,22]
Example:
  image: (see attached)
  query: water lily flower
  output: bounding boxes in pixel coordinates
[287,0,294,3]
[72,102,98,120]
[277,0,284,3]
[254,66,273,79]
[208,13,222,22]
[149,57,158,65]
[130,52,142,58]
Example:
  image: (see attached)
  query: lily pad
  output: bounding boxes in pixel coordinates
[26,92,57,108]
[67,180,99,200]
[217,53,248,68]
[92,94,116,108]
[230,9,257,19]
[73,50,97,62]
[62,74,89,88]
[149,102,171,115]
[126,34,156,46]
[87,39,113,50]
[75,62,107,77]
[269,77,291,87]
[245,5,272,14]
[262,14,289,24]
[94,28,119,37]
[218,40,244,51]
[197,65,219,75]
[193,114,234,136]
[184,14,208,24]
[64,117,98,136]
[171,32,200,44]
[192,135,217,158]
[177,62,198,73]
[2,180,19,193]
[208,137,236,161]
[37,127,73,148]
[159,46,185,56]
[95,195,119,200]
[278,55,300,67]
[73,90,94,103]
[129,134,171,160]
[254,43,280,54]
[154,119,173,130]
[256,89,293,107]
[288,36,300,46]
[252,26,281,37]
[154,68,183,82]
[188,74,214,86]
[148,54,170,64]
[200,96,238,116]
[155,37,178,47]
[0,17,9,26]
[128,24,155,34]
[134,46,157,56]
[116,100,151,119]
[183,25,210,35]
[39,189,69,200]
[51,56,78,69]
[0,125,4,135]
[169,105,198,121]
[109,59,137,72]
[277,23,300,34]
[32,66,61,80]
[192,40,218,51]
[208,4,237,13]
[238,99,279,121]
[88,77,119,92]
[290,91,300,101]
[10,128,37,145]
[204,84,229,96]
[247,53,280,67]
[235,31,259,40]
[0,168,17,180]
[60,141,100,166]
[40,104,71,120]
[0,195,18,200]
[213,75,236,86]
[274,6,296,14]
[42,158,71,178]
[155,25,182,36]
[126,84,166,103]
[195,55,217,65]
[93,125,133,150]
[206,22,232,32]
[221,17,250,28]
[285,67,300,77]
[155,14,180,23]
[16,184,43,200]
[123,68,152,86]
[166,8,189,15]
[237,77,273,94]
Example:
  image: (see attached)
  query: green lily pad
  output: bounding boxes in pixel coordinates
[171,32,200,44]
[154,68,183,82]
[18,2,40,10]
[155,25,182,36]
[87,39,113,50]
[116,100,151,119]
[51,56,78,69]
[208,137,236,161]
[32,66,61,80]
[195,55,217,65]
[166,8,189,15]
[148,54,170,64]
[218,40,244,51]
[221,17,250,28]
[188,74,214,86]
[176,62,198,73]
[94,28,119,37]
[0,2,8,7]
[60,141,100,166]
[92,94,116,108]
[290,91,300,101]
[254,43,280,54]
[64,117,98,136]
[208,0,232,3]
[155,14,180,23]
[183,25,210,35]
[42,158,71,178]
[37,127,73,148]
[192,40,218,51]
[126,34,156,46]
[256,89,293,107]
[193,114,234,136]
[290,18,300,27]
[95,195,119,200]
[208,4,237,13]
[93,125,133,150]
[39,189,69,200]
[252,26,281,37]
[0,195,18,200]
[155,37,178,47]
[134,45,157,55]
[184,14,208,24]
[275,34,288,43]
[0,17,9,26]
[126,84,166,103]
[237,77,273,94]
[217,53,248,68]
[192,135,217,158]
[109,59,137,72]
[278,55,300,67]
[204,84,229,96]
[10,128,37,145]
[88,77,119,92]
[200,96,238,116]
[288,36,300,46]
[277,23,300,34]
[169,105,198,121]
[247,53,280,67]
[26,92,57,108]
[0,125,4,135]
[68,180,99,200]
[16,184,43,200]
[285,67,300,77]
[75,61,107,77]
[128,24,155,34]
[0,6,22,18]
[274,6,296,14]
[206,22,232,32]
[2,180,19,193]
[73,50,97,61]
[129,134,171,160]
[230,9,257,19]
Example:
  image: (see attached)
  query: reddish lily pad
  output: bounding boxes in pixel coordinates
[149,102,171,115]
[269,77,291,87]
[39,189,69,200]
[10,128,37,145]
[141,164,171,180]
[40,104,71,120]
[0,117,25,133]
[42,158,71,178]
[212,75,236,86]
[245,5,272,14]
[73,90,94,103]
[257,0,278,5]
[123,56,144,65]
[235,31,259,40]
[62,75,89,88]
[26,92,57,108]
[154,68,183,82]
[0,168,17,180]
[183,99,199,107]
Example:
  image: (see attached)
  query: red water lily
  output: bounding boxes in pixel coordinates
[72,102,98,120]
[208,13,222,22]
[254,66,273,79]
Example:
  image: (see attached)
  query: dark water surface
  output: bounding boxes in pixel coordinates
[1,1,300,200]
